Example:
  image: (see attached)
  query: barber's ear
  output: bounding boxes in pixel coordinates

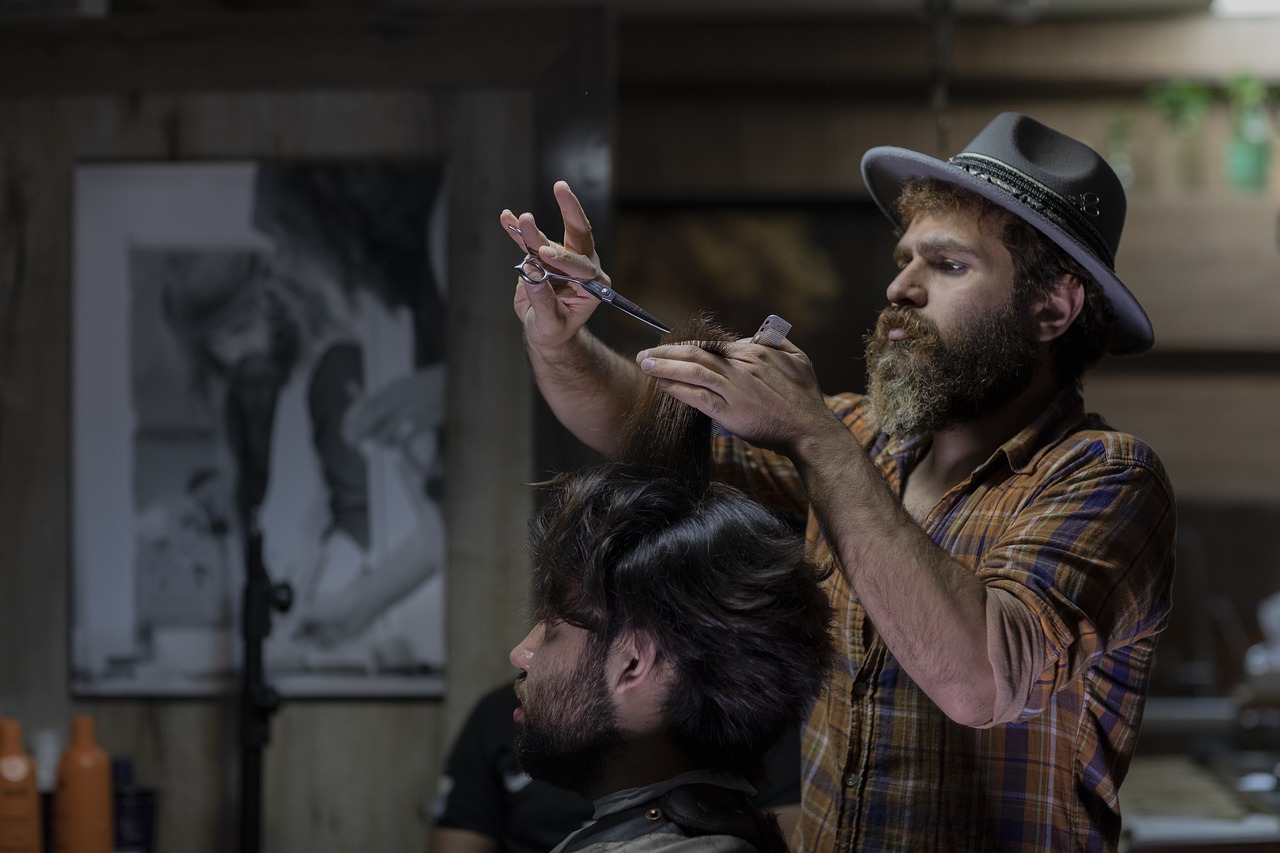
[1034,274,1085,343]
[609,630,663,696]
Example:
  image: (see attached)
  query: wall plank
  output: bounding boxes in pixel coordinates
[1085,373,1280,503]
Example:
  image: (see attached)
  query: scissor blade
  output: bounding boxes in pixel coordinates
[606,293,672,334]
[578,279,671,334]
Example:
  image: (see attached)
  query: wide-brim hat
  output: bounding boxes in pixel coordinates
[861,112,1153,355]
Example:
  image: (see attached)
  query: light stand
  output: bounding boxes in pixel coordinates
[238,513,292,853]
[225,355,291,853]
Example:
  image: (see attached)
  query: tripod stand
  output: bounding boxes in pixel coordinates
[226,354,292,853]
[239,514,292,853]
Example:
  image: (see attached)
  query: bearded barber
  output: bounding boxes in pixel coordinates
[500,113,1175,852]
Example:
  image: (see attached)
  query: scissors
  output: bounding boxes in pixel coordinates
[507,224,671,334]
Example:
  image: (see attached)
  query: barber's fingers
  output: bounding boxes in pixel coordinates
[553,181,597,258]
[499,209,546,253]
[636,344,740,392]
[519,275,597,315]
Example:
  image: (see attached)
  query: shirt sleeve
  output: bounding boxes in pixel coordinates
[711,392,864,523]
[974,431,1176,724]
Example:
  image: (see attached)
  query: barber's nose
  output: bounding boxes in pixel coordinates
[886,265,926,308]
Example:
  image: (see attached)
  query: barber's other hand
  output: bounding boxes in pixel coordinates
[500,180,610,349]
[637,337,832,454]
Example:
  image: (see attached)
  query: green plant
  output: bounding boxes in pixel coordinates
[1222,74,1273,190]
[1148,79,1213,136]
[1224,74,1270,116]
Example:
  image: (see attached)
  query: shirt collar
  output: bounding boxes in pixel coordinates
[997,383,1087,474]
[590,768,755,819]
[878,384,1087,479]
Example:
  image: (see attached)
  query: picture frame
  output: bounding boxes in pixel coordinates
[71,159,450,697]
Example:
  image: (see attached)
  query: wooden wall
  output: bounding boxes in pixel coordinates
[0,10,609,851]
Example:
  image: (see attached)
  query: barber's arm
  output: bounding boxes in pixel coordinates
[500,181,646,459]
[635,338,1002,725]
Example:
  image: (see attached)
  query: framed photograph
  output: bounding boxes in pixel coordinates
[72,159,449,697]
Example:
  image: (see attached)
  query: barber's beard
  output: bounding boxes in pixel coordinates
[514,643,623,795]
[863,292,1041,438]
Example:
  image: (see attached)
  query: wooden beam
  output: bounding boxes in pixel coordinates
[619,16,1280,92]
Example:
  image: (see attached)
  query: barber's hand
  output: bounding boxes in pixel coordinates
[500,181,610,349]
[636,337,832,454]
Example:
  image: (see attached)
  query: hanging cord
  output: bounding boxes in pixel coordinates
[926,0,954,156]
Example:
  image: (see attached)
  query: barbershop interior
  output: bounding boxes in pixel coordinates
[1,0,1280,851]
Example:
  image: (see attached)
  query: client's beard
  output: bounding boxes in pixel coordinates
[863,292,1041,438]
[514,644,624,795]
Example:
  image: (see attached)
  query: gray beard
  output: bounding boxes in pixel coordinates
[863,295,1041,437]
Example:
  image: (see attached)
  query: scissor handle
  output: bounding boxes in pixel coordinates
[513,256,593,290]
[506,222,669,332]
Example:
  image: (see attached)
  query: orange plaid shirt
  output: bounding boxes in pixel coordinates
[712,385,1175,852]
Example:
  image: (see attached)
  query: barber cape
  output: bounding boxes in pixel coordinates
[551,769,787,853]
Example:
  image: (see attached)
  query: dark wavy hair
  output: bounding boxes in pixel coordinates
[895,179,1115,386]
[526,315,835,781]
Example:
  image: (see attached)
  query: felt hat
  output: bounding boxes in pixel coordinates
[861,112,1153,355]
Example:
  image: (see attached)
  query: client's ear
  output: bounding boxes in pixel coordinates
[609,630,663,696]
[607,630,672,732]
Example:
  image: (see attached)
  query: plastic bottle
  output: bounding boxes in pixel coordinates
[52,717,112,853]
[30,730,59,853]
[0,716,42,853]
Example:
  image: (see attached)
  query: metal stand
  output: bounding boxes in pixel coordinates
[238,515,292,853]
[225,356,291,853]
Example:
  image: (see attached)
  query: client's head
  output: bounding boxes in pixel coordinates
[509,315,835,798]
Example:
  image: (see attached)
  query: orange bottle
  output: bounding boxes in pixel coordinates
[0,717,42,853]
[52,717,111,853]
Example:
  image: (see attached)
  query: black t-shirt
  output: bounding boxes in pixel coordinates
[432,684,801,853]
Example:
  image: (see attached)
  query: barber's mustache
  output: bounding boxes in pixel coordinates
[873,305,938,340]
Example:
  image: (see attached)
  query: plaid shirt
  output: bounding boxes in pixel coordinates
[712,385,1175,853]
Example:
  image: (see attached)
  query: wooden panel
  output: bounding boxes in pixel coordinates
[617,98,1143,197]
[1084,373,1280,502]
[1123,197,1280,351]
[0,11,592,95]
[618,17,1280,90]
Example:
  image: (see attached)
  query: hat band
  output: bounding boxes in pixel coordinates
[948,153,1115,268]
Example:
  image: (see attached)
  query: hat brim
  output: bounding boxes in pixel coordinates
[861,146,1153,356]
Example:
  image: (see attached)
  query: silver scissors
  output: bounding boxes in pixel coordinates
[507,224,671,334]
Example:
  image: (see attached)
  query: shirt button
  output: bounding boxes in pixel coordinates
[852,679,870,697]
[843,772,858,787]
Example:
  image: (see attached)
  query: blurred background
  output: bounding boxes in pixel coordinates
[1,0,1279,850]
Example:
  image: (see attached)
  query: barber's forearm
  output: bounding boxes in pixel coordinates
[790,421,998,726]
[526,327,646,459]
